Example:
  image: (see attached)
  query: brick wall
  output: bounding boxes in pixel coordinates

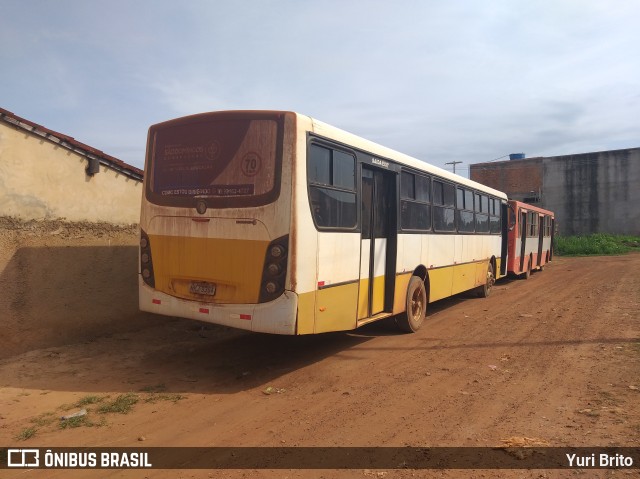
[470,158,543,201]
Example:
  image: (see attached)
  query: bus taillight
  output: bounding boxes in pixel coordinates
[140,229,155,288]
[259,235,288,303]
[269,244,286,259]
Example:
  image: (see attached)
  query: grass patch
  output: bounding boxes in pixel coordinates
[59,395,107,411]
[30,412,56,427]
[555,234,640,256]
[59,413,106,429]
[76,395,106,407]
[16,427,37,441]
[144,393,185,404]
[97,393,139,414]
[59,415,91,429]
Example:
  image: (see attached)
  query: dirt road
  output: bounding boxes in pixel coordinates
[1,254,639,478]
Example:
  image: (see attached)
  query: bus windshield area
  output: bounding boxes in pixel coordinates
[149,118,280,207]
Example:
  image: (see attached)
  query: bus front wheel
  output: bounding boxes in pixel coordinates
[397,276,427,333]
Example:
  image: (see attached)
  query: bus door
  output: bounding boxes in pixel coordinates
[537,214,544,267]
[519,210,527,271]
[358,166,396,319]
[500,202,510,276]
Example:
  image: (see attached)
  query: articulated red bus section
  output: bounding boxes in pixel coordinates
[506,200,555,278]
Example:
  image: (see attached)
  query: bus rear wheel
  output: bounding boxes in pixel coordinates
[396,276,427,333]
[477,262,495,298]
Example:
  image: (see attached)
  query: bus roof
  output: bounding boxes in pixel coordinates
[301,113,508,200]
[151,110,508,200]
[507,200,555,217]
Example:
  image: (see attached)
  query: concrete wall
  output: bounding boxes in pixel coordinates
[543,149,640,236]
[0,120,142,223]
[471,148,640,236]
[0,115,154,358]
[0,218,157,359]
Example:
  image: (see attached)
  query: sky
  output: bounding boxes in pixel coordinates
[1,0,638,175]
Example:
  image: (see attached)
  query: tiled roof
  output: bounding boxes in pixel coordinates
[0,107,143,180]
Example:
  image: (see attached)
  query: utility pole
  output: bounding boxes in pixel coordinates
[445,161,463,174]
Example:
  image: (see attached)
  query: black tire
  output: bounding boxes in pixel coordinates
[477,262,495,298]
[396,276,427,333]
[522,257,531,280]
[540,252,550,271]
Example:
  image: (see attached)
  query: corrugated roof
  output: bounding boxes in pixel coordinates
[0,107,143,180]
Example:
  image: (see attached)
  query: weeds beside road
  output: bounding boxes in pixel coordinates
[555,233,640,256]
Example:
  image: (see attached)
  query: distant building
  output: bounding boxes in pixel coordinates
[0,107,143,223]
[470,148,640,236]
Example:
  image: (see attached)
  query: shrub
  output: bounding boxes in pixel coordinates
[555,234,640,256]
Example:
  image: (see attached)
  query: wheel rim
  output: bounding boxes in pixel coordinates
[487,268,495,289]
[410,287,424,320]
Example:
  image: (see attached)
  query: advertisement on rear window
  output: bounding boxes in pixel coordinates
[150,118,280,206]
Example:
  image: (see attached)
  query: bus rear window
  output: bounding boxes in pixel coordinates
[148,117,281,207]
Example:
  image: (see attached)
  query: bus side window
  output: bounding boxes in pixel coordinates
[456,187,474,233]
[308,144,357,229]
[508,204,516,231]
[529,212,538,237]
[489,198,501,234]
[475,194,489,233]
[518,210,523,237]
[433,180,455,232]
[400,171,431,231]
[309,144,331,185]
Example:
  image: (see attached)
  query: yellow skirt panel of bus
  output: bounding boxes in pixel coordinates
[315,282,359,333]
[296,291,316,335]
[149,235,268,304]
[451,262,483,296]
[428,266,454,302]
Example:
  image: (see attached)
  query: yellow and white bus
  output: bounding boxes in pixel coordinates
[139,111,508,334]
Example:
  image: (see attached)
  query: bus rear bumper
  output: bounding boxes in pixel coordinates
[139,277,298,335]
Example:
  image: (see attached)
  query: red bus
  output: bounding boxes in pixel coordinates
[506,200,555,279]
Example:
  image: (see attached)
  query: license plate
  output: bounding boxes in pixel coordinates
[190,281,216,296]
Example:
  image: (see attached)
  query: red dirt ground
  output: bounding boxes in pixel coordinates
[1,254,639,479]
